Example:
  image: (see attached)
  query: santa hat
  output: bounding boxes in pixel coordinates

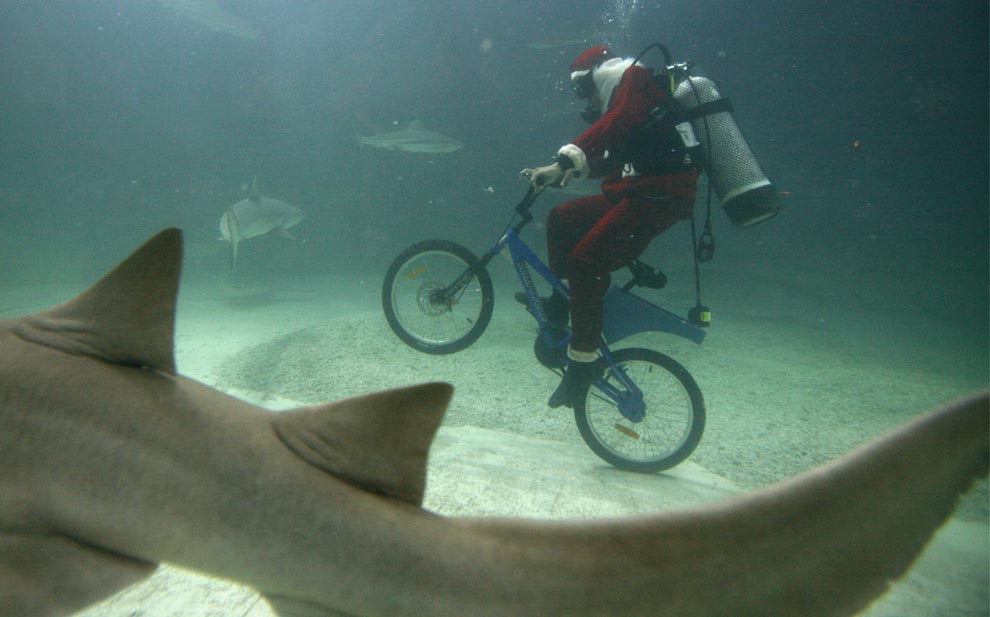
[569,45,614,79]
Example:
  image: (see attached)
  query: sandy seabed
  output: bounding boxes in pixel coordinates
[2,261,987,617]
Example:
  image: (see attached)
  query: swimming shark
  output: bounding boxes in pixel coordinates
[155,0,261,40]
[0,228,987,617]
[358,120,463,154]
[524,35,588,50]
[219,178,304,270]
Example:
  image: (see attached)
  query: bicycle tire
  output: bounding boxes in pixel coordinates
[574,347,704,472]
[382,239,494,355]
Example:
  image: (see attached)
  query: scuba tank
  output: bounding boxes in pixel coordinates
[623,43,781,327]
[673,76,779,228]
[632,43,780,228]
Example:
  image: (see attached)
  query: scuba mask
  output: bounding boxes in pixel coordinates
[570,70,595,100]
[571,67,600,124]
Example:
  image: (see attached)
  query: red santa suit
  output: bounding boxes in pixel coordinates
[550,55,700,355]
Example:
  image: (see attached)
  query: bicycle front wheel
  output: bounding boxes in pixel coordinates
[382,239,494,355]
[574,347,704,472]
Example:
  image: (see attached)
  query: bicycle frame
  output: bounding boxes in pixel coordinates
[385,186,707,468]
[498,229,572,354]
[468,187,707,423]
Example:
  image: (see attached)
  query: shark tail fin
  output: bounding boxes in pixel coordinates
[651,390,988,616]
[457,393,987,616]
[739,390,990,614]
[12,228,182,373]
[273,382,454,505]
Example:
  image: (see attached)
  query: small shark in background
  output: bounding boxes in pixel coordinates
[524,35,588,50]
[219,178,304,270]
[0,228,987,617]
[155,0,261,40]
[358,119,463,154]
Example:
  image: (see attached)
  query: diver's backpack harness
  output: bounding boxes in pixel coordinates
[627,43,780,327]
[634,43,780,229]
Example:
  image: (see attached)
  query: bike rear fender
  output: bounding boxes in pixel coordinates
[602,287,706,345]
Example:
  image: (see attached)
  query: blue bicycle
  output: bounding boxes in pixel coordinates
[382,187,705,472]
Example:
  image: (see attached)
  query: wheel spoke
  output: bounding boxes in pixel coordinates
[382,241,494,355]
[575,348,704,472]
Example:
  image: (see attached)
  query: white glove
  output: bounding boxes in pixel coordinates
[519,163,576,190]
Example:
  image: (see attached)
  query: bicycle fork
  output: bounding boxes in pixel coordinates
[595,349,647,423]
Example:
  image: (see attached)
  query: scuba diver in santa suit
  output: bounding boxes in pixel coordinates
[521,45,701,408]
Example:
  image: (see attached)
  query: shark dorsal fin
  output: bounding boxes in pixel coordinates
[12,228,182,374]
[249,176,261,202]
[272,383,453,505]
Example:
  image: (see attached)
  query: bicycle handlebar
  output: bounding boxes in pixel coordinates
[514,185,541,224]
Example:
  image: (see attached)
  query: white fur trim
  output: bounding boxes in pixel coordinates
[592,57,638,110]
[570,69,590,82]
[567,346,599,362]
[557,143,588,178]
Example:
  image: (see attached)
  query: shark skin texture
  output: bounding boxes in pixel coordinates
[0,228,986,617]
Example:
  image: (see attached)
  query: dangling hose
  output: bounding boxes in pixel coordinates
[672,51,715,327]
[688,183,712,327]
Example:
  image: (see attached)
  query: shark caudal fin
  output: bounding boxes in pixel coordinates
[273,383,454,505]
[11,228,182,374]
[455,392,987,617]
[712,390,989,615]
[662,391,989,616]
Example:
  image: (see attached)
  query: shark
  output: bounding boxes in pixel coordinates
[524,36,588,50]
[357,120,464,154]
[219,178,305,270]
[0,228,987,617]
[155,0,262,40]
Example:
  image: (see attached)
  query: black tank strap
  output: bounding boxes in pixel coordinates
[675,97,733,123]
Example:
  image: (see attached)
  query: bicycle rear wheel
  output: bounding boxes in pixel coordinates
[574,347,704,472]
[382,240,494,355]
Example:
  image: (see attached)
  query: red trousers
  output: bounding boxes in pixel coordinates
[546,172,697,352]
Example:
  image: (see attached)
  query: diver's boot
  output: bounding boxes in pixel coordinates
[548,357,603,409]
[514,289,569,328]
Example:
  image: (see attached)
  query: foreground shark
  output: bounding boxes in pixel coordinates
[219,178,305,269]
[358,120,463,154]
[0,228,987,617]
